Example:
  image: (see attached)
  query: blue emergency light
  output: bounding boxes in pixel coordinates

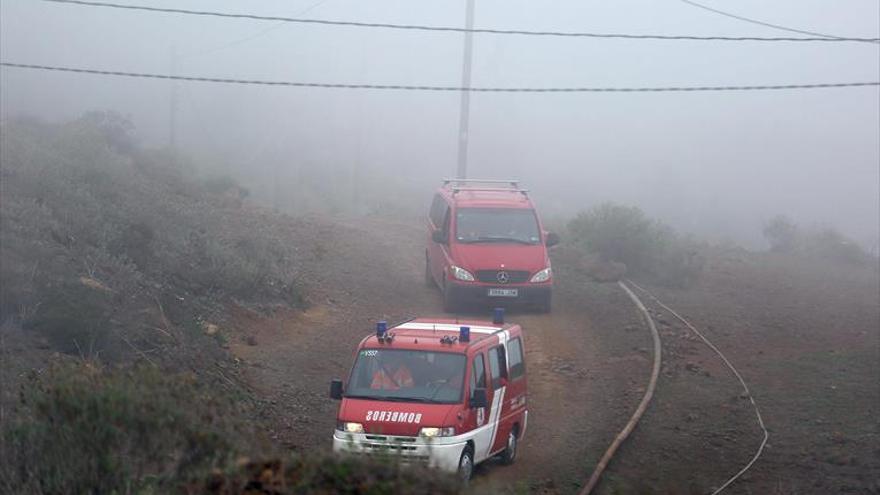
[459,326,470,343]
[493,307,505,325]
[376,320,387,339]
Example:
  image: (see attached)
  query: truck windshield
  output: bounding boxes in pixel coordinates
[455,208,541,245]
[346,349,466,404]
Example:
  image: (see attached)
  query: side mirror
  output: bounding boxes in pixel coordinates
[469,388,488,409]
[329,379,344,400]
[545,232,560,248]
[432,229,447,244]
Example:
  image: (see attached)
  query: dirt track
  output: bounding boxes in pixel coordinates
[225,216,880,494]
[225,216,654,493]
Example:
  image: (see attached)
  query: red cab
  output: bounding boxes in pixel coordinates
[330,314,528,481]
[425,179,559,312]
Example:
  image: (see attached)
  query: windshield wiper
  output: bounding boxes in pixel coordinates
[461,236,535,245]
[346,394,440,403]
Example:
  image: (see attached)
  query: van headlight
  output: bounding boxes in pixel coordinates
[450,266,475,282]
[419,427,456,437]
[337,422,364,433]
[530,267,552,283]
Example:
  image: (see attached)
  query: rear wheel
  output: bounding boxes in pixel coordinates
[425,255,436,288]
[499,428,518,465]
[457,446,474,482]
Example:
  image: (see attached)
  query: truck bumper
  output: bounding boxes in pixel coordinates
[333,431,466,473]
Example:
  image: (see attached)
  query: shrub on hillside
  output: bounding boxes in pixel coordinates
[0,115,307,339]
[0,363,261,495]
[568,203,703,287]
[762,215,871,266]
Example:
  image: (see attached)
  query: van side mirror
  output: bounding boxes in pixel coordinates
[546,232,560,247]
[432,229,447,244]
[469,388,488,409]
[329,379,344,400]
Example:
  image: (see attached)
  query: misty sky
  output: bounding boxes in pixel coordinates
[2,0,878,248]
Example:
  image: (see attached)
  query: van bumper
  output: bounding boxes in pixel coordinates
[446,282,552,308]
[333,431,465,472]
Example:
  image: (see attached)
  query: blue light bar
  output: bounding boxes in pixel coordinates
[493,307,505,325]
[459,326,470,343]
[376,320,387,339]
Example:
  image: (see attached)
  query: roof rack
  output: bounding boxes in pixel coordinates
[443,178,528,196]
[443,178,520,188]
[450,186,529,196]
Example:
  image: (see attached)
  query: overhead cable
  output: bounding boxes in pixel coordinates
[681,0,877,43]
[40,0,880,43]
[2,62,878,93]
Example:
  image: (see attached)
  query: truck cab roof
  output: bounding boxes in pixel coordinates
[359,317,519,353]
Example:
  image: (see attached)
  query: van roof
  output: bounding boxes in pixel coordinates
[360,317,519,352]
[439,185,534,209]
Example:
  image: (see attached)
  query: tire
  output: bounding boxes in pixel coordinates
[442,282,458,313]
[499,428,518,465]
[425,255,436,288]
[536,294,552,314]
[457,446,474,482]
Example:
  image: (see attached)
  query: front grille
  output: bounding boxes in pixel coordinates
[475,270,530,284]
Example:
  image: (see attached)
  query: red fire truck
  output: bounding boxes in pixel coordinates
[330,311,528,481]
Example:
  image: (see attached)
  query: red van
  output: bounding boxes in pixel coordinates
[330,312,528,481]
[425,179,559,313]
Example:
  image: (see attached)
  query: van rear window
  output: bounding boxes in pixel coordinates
[455,208,540,245]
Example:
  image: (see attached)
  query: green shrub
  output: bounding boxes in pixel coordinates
[0,363,258,495]
[23,283,113,356]
[762,215,871,266]
[196,455,461,495]
[568,203,703,287]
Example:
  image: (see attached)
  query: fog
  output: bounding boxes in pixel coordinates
[2,0,878,249]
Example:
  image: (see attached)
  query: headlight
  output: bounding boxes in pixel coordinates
[450,266,475,282]
[419,427,456,438]
[530,267,552,283]
[337,422,364,434]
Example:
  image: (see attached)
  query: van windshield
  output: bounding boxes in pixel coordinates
[456,208,541,245]
[346,349,466,404]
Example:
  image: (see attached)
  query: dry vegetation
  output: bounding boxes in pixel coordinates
[0,114,461,494]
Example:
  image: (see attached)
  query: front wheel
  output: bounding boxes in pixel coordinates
[536,294,552,314]
[442,282,458,313]
[457,446,474,482]
[499,429,518,465]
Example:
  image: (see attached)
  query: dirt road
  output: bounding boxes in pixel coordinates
[224,216,879,494]
[225,216,652,493]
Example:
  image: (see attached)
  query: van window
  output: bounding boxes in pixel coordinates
[508,338,525,380]
[429,195,446,228]
[469,354,486,393]
[455,208,541,245]
[488,346,507,390]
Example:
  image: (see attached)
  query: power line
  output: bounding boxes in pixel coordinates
[40,0,880,43]
[187,0,333,58]
[681,0,877,42]
[3,62,878,93]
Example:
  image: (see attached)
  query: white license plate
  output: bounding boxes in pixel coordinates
[488,288,518,297]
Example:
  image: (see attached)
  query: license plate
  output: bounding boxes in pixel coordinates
[488,288,518,297]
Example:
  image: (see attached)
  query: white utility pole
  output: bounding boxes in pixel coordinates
[455,0,475,179]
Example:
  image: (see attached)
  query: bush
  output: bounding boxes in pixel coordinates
[0,363,260,495]
[762,215,871,266]
[763,215,800,253]
[568,203,703,287]
[23,283,113,356]
[196,455,461,495]
[0,363,461,495]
